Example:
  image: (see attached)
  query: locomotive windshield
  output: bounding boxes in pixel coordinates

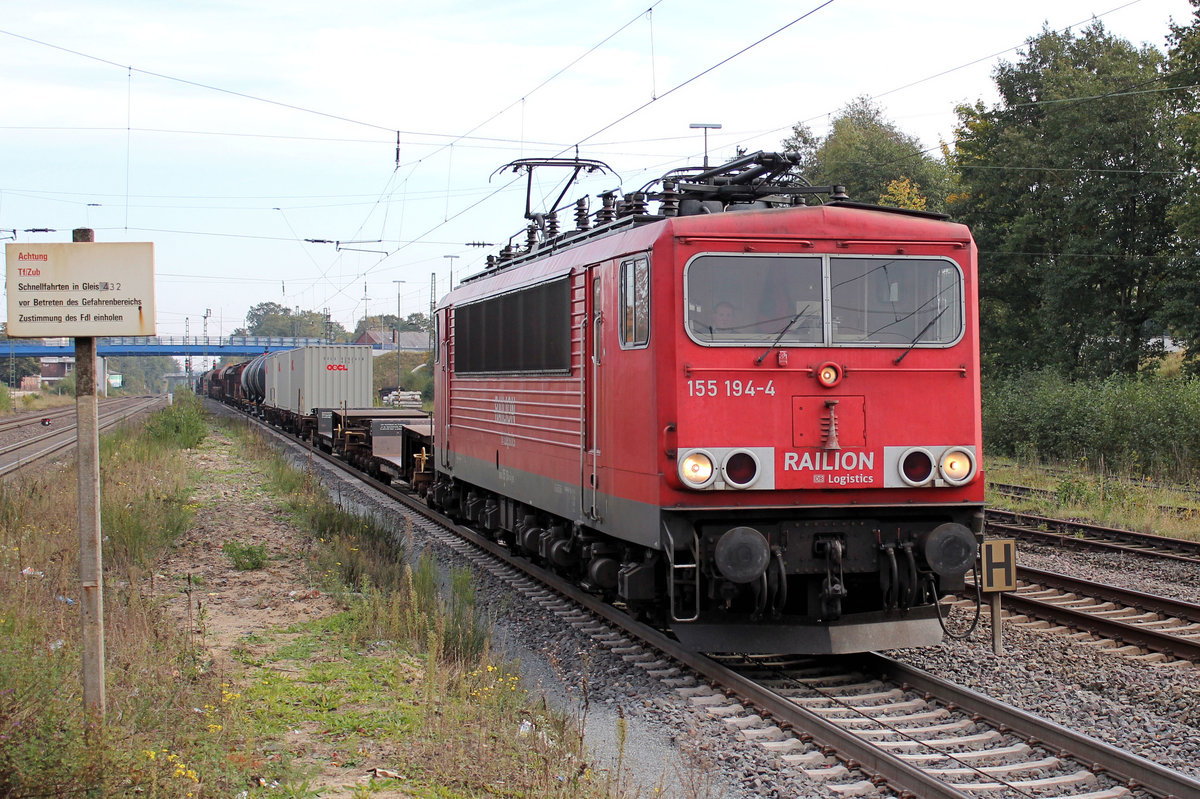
[685,254,963,348]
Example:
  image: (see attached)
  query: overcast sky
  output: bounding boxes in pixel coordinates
[1,0,1193,345]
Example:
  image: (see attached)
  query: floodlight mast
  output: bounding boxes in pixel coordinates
[689,122,722,168]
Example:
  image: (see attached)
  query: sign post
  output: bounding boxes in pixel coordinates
[980,538,1017,656]
[5,232,155,729]
[71,229,104,726]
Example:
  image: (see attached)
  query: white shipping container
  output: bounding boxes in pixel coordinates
[265,349,291,412]
[285,345,374,416]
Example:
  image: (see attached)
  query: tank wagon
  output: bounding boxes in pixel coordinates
[428,152,984,654]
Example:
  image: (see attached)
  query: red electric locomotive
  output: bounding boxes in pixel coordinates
[430,152,983,654]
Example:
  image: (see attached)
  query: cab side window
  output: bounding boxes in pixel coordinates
[620,256,650,349]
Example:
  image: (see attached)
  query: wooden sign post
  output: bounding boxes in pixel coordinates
[980,538,1017,656]
[72,228,104,726]
[5,231,155,729]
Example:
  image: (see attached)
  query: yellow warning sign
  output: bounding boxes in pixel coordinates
[980,538,1016,592]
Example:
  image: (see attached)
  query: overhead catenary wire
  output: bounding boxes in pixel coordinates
[3,1,1188,335]
[348,0,847,289]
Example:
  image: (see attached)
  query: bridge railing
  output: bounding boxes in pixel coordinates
[0,336,348,357]
[99,336,329,348]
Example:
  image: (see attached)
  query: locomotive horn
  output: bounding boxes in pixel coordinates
[714,526,771,584]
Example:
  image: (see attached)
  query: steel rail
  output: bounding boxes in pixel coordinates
[0,397,163,477]
[1002,593,1200,662]
[1017,566,1200,625]
[987,567,1200,662]
[0,398,131,433]
[989,481,1200,522]
[987,508,1200,563]
[869,653,1200,799]
[0,404,76,433]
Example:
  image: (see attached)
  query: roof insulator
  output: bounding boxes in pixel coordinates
[596,192,617,224]
[660,181,679,217]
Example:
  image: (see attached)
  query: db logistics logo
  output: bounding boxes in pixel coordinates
[326,363,348,371]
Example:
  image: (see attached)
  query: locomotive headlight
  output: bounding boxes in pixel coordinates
[721,450,760,489]
[938,447,976,486]
[679,450,716,488]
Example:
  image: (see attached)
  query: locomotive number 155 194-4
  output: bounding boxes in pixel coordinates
[687,378,776,398]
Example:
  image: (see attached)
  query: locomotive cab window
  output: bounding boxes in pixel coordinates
[685,253,963,349]
[620,256,650,349]
[829,256,963,346]
[686,254,824,345]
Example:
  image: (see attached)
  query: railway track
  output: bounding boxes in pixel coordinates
[0,396,165,476]
[989,481,1200,521]
[985,507,1200,564]
[968,566,1200,664]
[0,398,140,435]
[0,403,75,434]
[701,651,1197,798]
[992,468,1200,505]
[239,406,1200,799]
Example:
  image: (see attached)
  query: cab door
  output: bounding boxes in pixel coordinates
[582,266,604,521]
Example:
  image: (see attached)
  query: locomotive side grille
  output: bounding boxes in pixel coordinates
[446,271,590,451]
[450,385,582,449]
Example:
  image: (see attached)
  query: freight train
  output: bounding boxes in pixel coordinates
[199,344,433,488]
[204,151,985,655]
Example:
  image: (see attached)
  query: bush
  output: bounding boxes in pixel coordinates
[55,373,75,397]
[145,389,207,449]
[983,372,1200,480]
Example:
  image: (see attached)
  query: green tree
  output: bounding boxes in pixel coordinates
[1162,0,1200,369]
[879,177,928,211]
[351,312,430,342]
[235,302,347,340]
[950,23,1184,378]
[783,97,950,211]
[0,324,42,388]
[1167,0,1200,242]
[105,355,177,393]
[242,301,289,334]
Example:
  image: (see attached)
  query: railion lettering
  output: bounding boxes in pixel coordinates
[783,450,876,472]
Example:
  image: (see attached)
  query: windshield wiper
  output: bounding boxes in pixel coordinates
[756,305,811,365]
[893,306,948,365]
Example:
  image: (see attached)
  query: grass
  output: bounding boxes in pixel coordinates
[223,540,270,570]
[985,455,1200,542]
[0,390,240,796]
[1,397,646,798]
[0,385,75,414]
